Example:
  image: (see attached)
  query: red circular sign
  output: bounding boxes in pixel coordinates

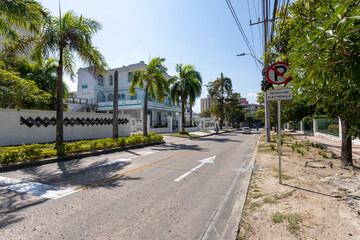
[266,62,292,85]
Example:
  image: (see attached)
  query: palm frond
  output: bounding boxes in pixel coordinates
[62,47,76,80]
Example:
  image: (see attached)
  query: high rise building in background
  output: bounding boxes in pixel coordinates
[200,96,260,116]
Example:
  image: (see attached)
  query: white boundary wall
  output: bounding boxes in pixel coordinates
[0,109,131,146]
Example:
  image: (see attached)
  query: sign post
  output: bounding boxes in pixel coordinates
[266,62,292,184]
[277,100,281,184]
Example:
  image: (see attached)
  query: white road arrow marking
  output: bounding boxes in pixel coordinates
[174,155,216,182]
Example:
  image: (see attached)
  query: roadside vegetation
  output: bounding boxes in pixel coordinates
[238,133,360,239]
[0,133,163,165]
[169,130,201,138]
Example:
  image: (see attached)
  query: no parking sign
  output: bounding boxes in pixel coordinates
[266,62,292,85]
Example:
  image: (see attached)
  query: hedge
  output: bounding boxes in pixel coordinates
[0,133,163,165]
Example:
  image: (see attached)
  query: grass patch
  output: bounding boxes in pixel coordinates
[168,133,201,138]
[263,197,276,204]
[262,190,296,205]
[271,212,287,223]
[252,193,266,199]
[271,212,302,235]
[249,201,262,209]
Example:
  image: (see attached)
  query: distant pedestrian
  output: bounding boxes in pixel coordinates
[215,123,219,134]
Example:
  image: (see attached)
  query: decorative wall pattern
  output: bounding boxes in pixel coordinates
[20,116,129,128]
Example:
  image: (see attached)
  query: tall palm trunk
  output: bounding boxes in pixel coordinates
[189,104,193,127]
[181,98,185,132]
[113,71,119,139]
[340,116,353,168]
[56,47,64,152]
[143,88,148,136]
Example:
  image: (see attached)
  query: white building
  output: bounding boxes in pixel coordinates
[70,61,181,128]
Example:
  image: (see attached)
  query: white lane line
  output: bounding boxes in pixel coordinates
[174,155,216,182]
[94,151,158,168]
[0,176,76,199]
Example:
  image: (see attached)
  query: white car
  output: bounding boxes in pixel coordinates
[242,127,251,134]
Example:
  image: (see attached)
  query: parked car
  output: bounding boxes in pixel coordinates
[242,127,251,134]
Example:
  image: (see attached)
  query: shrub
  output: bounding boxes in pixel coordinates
[1,149,22,165]
[178,130,189,135]
[22,144,42,160]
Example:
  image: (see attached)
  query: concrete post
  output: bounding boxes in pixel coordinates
[300,121,304,133]
[178,116,182,131]
[338,117,342,139]
[147,114,150,132]
[313,119,318,135]
[168,116,173,132]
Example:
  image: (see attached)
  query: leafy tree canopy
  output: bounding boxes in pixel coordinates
[0,60,50,108]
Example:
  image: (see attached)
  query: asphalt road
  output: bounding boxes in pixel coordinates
[0,131,259,240]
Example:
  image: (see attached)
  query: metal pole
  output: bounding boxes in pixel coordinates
[278,100,282,184]
[265,91,271,142]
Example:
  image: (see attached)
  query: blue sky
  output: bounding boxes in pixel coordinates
[41,0,264,112]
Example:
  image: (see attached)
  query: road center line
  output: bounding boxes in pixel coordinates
[76,142,215,192]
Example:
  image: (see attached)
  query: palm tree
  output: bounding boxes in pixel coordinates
[129,57,168,136]
[170,64,202,132]
[0,0,47,41]
[33,11,107,151]
[210,73,232,130]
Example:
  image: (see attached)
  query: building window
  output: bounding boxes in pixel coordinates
[109,75,113,86]
[128,72,133,82]
[119,93,125,100]
[97,75,104,86]
[81,85,88,89]
[130,93,137,100]
[108,93,113,102]
[97,92,105,102]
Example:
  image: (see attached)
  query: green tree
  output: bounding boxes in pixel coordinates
[271,0,360,167]
[169,63,202,131]
[33,10,107,150]
[200,109,211,118]
[206,73,232,130]
[225,93,246,128]
[0,0,47,41]
[0,61,50,108]
[244,113,257,127]
[129,57,168,136]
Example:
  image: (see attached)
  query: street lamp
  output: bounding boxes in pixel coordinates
[236,53,264,66]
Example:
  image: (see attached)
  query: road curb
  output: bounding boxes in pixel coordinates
[0,141,165,173]
[200,134,260,239]
[223,134,260,239]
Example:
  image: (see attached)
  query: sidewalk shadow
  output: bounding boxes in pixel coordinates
[282,183,342,199]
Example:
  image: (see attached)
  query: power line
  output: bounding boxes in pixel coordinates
[225,0,262,73]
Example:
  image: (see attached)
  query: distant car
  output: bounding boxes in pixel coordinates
[242,127,251,134]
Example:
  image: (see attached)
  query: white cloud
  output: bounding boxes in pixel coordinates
[246,92,258,104]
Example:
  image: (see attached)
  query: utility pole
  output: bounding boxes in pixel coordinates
[263,0,271,142]
[248,0,275,142]
[113,71,119,139]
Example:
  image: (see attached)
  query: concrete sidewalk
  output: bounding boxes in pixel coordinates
[297,134,360,158]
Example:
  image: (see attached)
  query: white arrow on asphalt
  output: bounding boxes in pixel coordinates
[174,155,216,182]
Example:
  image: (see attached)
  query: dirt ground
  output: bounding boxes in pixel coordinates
[238,133,360,240]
